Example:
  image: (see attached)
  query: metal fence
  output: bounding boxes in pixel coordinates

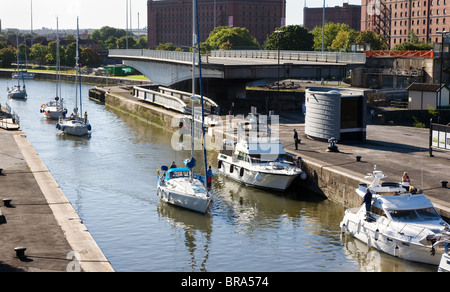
[110,49,366,64]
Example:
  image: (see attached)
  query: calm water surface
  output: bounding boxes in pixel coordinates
[0,78,436,272]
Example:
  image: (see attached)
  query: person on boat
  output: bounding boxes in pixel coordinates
[402,172,411,191]
[362,188,373,219]
[170,161,177,169]
[206,166,213,189]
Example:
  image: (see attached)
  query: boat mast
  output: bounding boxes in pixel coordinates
[190,0,197,182]
[56,17,60,99]
[75,17,82,117]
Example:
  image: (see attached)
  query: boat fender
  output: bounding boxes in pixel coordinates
[239,167,244,177]
[255,172,262,181]
[356,220,361,234]
[218,160,222,169]
[230,164,234,173]
[300,172,307,180]
[56,124,60,130]
[87,124,92,131]
[374,229,380,241]
[62,126,66,132]
[341,223,346,234]
[394,245,399,257]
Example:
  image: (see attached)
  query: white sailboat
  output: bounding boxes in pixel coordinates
[56,17,91,137]
[41,18,67,120]
[340,168,450,266]
[156,0,212,214]
[7,35,28,100]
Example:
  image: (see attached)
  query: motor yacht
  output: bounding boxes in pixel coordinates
[340,169,450,265]
[217,137,305,191]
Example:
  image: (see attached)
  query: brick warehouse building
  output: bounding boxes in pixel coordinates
[361,0,450,48]
[303,3,361,31]
[147,0,285,48]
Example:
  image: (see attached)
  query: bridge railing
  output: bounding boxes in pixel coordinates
[210,50,366,64]
[110,49,198,63]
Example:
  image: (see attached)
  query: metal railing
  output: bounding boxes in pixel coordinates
[109,49,366,64]
[210,50,366,64]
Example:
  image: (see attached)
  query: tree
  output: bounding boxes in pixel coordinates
[80,47,101,67]
[204,26,259,50]
[29,43,48,66]
[331,29,359,51]
[311,22,351,50]
[264,25,314,51]
[355,30,388,50]
[391,30,432,50]
[116,36,137,49]
[65,42,77,67]
[0,46,16,67]
[156,42,177,51]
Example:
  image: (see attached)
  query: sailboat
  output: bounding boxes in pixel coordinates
[56,17,91,136]
[156,0,212,214]
[41,18,67,120]
[7,34,28,99]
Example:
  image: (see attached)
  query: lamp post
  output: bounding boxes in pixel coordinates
[436,30,449,124]
[275,30,284,114]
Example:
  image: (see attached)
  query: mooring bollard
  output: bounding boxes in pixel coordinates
[0,168,3,175]
[356,156,362,162]
[3,199,12,208]
[327,138,339,152]
[14,247,27,260]
[441,180,448,188]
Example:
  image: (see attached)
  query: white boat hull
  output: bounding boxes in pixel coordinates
[8,91,27,99]
[44,107,66,120]
[57,119,90,137]
[157,177,211,214]
[341,209,445,266]
[217,159,300,191]
[438,253,450,272]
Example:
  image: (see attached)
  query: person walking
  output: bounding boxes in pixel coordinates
[293,129,299,150]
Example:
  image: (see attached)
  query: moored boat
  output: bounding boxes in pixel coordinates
[340,169,450,266]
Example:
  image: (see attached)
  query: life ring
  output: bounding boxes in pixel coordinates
[41,104,46,109]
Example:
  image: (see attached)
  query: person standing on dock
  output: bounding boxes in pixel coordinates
[293,129,299,150]
[402,172,411,191]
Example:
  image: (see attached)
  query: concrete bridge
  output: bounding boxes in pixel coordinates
[108,49,366,101]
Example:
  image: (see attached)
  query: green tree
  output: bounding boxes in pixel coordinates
[204,26,259,50]
[355,30,388,50]
[391,30,432,50]
[311,22,351,50]
[80,47,101,67]
[116,36,137,49]
[65,42,77,67]
[331,29,359,51]
[0,46,16,67]
[264,25,314,51]
[156,42,177,51]
[29,43,48,66]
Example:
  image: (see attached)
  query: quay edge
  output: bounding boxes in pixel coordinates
[0,130,114,272]
[95,85,450,222]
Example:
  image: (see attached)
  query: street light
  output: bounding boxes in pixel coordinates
[436,30,449,124]
[275,30,284,114]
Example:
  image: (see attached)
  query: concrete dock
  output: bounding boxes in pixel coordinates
[0,129,113,272]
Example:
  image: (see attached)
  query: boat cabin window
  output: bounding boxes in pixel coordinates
[169,171,189,178]
[389,208,441,222]
[415,208,441,220]
[389,210,420,222]
[237,152,250,162]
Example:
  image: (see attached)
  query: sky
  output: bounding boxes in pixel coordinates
[0,0,361,31]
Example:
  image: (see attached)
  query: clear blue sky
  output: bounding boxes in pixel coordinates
[1,0,361,30]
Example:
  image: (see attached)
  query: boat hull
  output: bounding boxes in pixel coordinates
[57,119,90,137]
[217,159,299,191]
[341,210,445,266]
[8,91,27,99]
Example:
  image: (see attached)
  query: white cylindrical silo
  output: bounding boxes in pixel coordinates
[305,88,341,141]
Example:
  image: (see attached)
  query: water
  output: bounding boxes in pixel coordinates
[0,78,436,272]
